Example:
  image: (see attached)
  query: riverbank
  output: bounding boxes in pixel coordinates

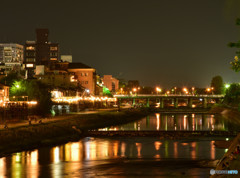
[210,105,240,125]
[0,109,149,157]
[209,105,240,176]
[211,133,240,177]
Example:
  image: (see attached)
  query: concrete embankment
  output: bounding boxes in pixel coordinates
[0,109,149,157]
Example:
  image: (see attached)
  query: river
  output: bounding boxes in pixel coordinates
[0,113,238,177]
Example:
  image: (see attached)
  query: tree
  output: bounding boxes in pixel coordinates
[210,76,224,94]
[224,83,240,105]
[5,77,52,116]
[229,18,240,72]
[0,71,22,86]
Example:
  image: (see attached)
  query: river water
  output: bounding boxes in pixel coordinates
[0,113,237,177]
[99,113,239,131]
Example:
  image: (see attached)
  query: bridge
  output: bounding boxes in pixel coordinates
[114,94,224,108]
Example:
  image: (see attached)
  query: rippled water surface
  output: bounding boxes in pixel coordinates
[99,113,239,131]
[0,137,227,177]
[0,113,235,177]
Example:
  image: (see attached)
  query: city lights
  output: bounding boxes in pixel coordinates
[52,96,117,104]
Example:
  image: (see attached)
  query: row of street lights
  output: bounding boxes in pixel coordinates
[120,86,218,95]
[155,86,214,95]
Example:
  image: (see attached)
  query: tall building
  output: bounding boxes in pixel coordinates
[0,43,24,73]
[24,29,59,78]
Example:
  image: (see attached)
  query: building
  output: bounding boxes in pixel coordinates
[61,55,72,63]
[0,43,24,73]
[102,75,119,92]
[24,29,59,78]
[0,83,9,107]
[67,63,96,95]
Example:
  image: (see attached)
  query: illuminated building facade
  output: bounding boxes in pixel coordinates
[0,43,24,73]
[24,29,59,78]
[35,69,78,96]
[102,75,119,92]
[0,84,9,106]
[67,63,96,95]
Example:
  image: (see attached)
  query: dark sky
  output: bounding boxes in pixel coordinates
[1,0,240,88]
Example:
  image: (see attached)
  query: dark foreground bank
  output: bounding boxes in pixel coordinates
[0,109,149,157]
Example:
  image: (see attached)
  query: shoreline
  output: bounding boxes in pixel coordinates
[0,106,239,158]
[209,105,240,176]
[0,109,149,157]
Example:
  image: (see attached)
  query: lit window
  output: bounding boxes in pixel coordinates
[70,76,77,82]
[26,64,34,68]
[50,58,57,61]
[50,47,58,50]
[26,46,35,50]
[85,73,88,76]
[26,58,35,62]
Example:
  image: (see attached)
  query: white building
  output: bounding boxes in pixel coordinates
[0,43,24,73]
[61,55,72,63]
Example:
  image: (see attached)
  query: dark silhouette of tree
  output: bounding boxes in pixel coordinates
[229,18,240,72]
[224,83,240,106]
[210,76,224,94]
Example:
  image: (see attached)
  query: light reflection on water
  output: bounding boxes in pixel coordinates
[99,113,238,131]
[0,137,226,177]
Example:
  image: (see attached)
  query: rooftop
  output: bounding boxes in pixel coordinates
[68,62,92,69]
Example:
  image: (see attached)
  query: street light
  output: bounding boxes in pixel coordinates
[183,87,188,95]
[192,87,195,95]
[174,87,177,94]
[133,88,137,95]
[206,87,212,94]
[225,84,230,89]
[156,87,162,95]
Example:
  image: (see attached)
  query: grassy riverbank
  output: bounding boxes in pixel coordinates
[0,109,149,157]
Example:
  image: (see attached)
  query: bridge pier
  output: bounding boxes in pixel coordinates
[174,98,178,108]
[160,98,164,108]
[203,98,207,108]
[146,98,150,107]
[118,99,121,110]
[188,98,192,108]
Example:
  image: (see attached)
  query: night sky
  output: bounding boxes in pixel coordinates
[1,0,240,88]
